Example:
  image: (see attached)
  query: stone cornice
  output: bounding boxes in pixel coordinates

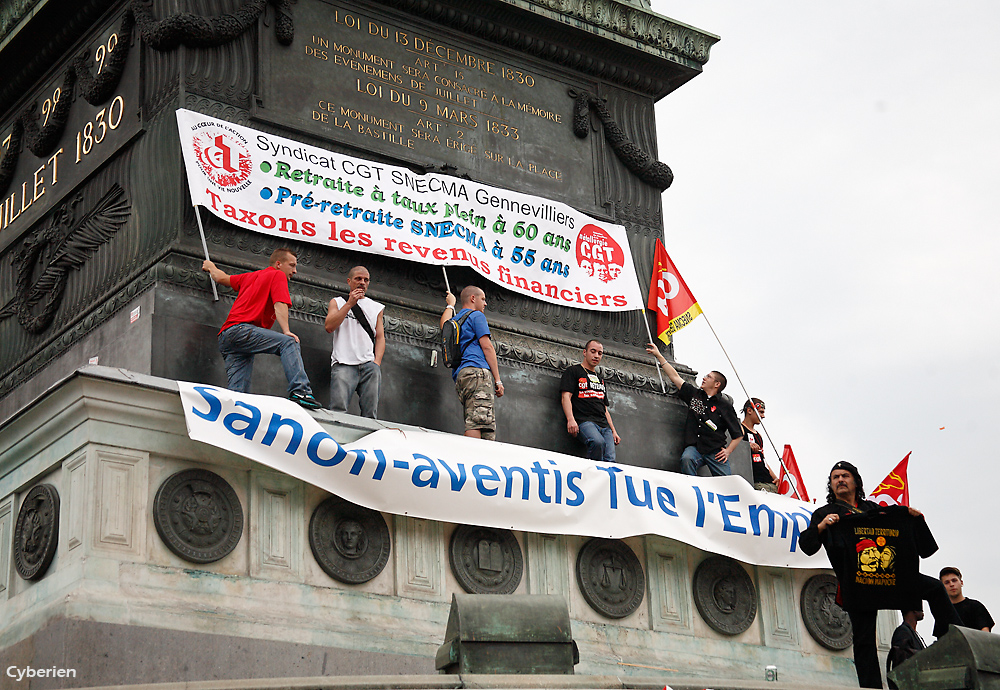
[375,0,718,97]
[504,0,718,66]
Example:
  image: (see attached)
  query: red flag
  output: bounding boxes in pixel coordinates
[647,239,702,344]
[777,445,810,502]
[869,453,910,507]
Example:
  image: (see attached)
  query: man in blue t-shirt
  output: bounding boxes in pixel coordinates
[440,285,504,440]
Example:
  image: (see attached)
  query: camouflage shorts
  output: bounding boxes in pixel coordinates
[455,367,495,440]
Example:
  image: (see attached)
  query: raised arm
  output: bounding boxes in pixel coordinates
[202,260,232,287]
[324,285,368,333]
[439,291,457,328]
[645,343,684,389]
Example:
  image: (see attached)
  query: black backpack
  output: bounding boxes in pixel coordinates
[440,310,473,369]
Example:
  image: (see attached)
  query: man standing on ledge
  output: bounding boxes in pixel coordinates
[799,461,961,689]
[940,567,994,631]
[202,248,321,409]
[325,266,385,418]
[645,345,742,476]
[741,398,778,491]
[441,286,503,440]
[560,340,620,462]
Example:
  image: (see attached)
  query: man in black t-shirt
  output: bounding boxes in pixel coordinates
[940,566,994,631]
[741,398,778,491]
[799,461,962,689]
[646,344,743,476]
[560,340,620,462]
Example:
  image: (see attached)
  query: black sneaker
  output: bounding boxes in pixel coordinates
[289,391,322,410]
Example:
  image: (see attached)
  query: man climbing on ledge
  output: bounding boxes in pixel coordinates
[202,247,321,410]
[645,344,742,476]
[799,461,962,689]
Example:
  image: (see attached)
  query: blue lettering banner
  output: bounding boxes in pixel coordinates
[179,383,821,568]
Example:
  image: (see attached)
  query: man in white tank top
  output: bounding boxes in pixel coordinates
[324,266,385,418]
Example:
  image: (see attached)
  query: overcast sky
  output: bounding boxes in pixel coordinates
[651,1,1000,636]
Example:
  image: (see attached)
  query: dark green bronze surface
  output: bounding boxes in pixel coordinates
[436,593,578,675]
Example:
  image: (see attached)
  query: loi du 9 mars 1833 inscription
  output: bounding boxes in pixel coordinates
[257,0,600,212]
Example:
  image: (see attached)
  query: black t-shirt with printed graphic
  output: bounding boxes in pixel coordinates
[560,363,610,426]
[743,424,773,484]
[678,382,743,455]
[801,504,938,611]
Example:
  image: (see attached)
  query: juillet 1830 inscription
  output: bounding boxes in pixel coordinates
[257,0,600,213]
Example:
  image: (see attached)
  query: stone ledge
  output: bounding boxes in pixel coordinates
[72,673,857,690]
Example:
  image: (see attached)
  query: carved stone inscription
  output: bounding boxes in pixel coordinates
[258,0,599,212]
[801,573,853,650]
[0,9,140,252]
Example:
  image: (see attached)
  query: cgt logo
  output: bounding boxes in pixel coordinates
[192,128,252,190]
[576,224,624,283]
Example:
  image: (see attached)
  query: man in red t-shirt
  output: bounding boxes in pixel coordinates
[202,248,320,409]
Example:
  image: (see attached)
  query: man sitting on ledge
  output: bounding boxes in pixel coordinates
[646,344,742,476]
[560,339,620,462]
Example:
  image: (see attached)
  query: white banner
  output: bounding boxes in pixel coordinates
[176,109,643,311]
[179,383,822,568]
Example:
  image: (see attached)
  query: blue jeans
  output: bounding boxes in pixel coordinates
[578,421,616,463]
[330,361,381,418]
[680,445,731,476]
[218,323,313,396]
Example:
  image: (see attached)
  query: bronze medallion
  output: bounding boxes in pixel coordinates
[309,496,390,584]
[449,524,523,594]
[13,484,60,581]
[693,556,757,635]
[576,538,645,619]
[153,469,243,563]
[801,573,852,650]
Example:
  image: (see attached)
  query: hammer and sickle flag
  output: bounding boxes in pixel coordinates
[869,453,911,507]
[777,444,811,502]
[647,239,702,344]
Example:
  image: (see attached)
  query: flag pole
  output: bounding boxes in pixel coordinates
[194,205,219,302]
[640,309,667,394]
[699,310,797,495]
[442,266,451,295]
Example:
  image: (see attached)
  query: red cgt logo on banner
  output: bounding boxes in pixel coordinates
[576,224,624,283]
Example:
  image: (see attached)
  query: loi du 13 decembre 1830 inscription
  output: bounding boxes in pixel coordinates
[257,0,600,212]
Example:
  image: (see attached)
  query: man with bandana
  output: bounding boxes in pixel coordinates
[799,461,961,689]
